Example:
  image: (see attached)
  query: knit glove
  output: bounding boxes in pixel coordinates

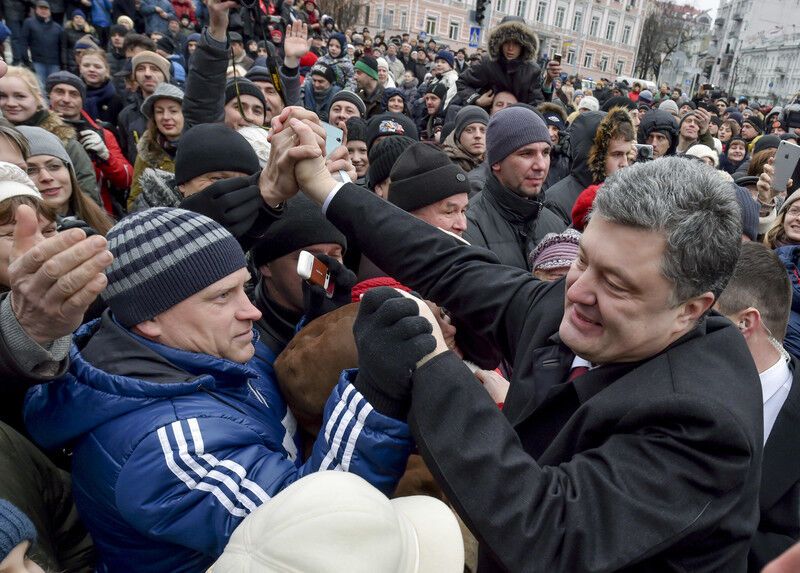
[352,287,436,420]
[301,254,356,323]
[57,215,98,237]
[180,176,262,238]
[78,129,109,161]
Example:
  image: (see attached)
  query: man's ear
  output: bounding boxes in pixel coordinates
[258,263,272,279]
[133,318,162,340]
[734,307,762,340]
[674,291,716,332]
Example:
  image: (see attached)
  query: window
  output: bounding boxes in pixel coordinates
[518,0,529,18]
[425,15,437,35]
[622,24,631,44]
[615,59,624,74]
[535,1,547,21]
[449,20,460,40]
[600,55,609,71]
[566,49,576,64]
[583,51,594,68]
[400,10,407,30]
[606,20,616,41]
[555,6,566,27]
[590,15,600,36]
[628,0,635,6]
[385,8,394,27]
[572,10,583,31]
[375,6,383,27]
[496,0,508,11]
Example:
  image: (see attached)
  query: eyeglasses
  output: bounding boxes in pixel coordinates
[27,160,67,178]
[785,207,800,218]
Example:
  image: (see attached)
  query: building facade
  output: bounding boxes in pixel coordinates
[365,0,649,79]
[656,4,713,94]
[708,0,800,100]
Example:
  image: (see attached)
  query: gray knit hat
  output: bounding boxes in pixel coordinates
[140,82,185,119]
[486,106,551,166]
[15,126,72,166]
[45,70,87,102]
[0,500,36,561]
[102,208,247,327]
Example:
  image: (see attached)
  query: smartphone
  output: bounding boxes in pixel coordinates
[772,140,800,192]
[297,251,333,296]
[553,53,562,63]
[634,144,654,163]
[322,121,344,157]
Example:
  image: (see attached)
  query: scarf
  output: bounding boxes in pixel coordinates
[84,80,117,120]
[18,109,50,127]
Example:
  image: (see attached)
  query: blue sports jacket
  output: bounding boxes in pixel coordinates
[24,312,412,572]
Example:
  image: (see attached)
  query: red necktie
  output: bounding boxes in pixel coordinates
[567,366,590,382]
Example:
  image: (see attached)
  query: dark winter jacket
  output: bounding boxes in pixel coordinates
[22,15,63,65]
[83,79,125,127]
[442,131,483,172]
[303,84,341,123]
[324,182,763,573]
[61,21,98,72]
[545,111,606,224]
[116,91,147,164]
[0,422,95,571]
[457,20,544,106]
[24,312,412,572]
[543,139,570,192]
[637,109,679,156]
[776,246,800,360]
[357,84,385,120]
[464,173,567,270]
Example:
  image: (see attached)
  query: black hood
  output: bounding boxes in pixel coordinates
[565,111,606,188]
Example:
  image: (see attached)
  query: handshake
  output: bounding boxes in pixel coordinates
[351,287,449,421]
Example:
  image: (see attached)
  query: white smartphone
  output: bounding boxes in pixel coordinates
[321,121,344,157]
[772,140,800,192]
[297,250,332,295]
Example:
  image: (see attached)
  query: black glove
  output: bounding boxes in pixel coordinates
[352,287,436,420]
[57,215,98,237]
[301,254,356,322]
[180,175,262,238]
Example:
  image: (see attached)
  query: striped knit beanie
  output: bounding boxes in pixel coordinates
[0,500,36,561]
[102,208,247,327]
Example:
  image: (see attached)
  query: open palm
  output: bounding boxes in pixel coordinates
[283,21,309,59]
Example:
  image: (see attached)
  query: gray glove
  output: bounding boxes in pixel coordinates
[78,129,109,161]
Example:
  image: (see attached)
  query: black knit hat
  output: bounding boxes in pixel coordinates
[225,78,267,115]
[366,112,419,148]
[245,65,272,84]
[175,124,261,185]
[454,105,489,142]
[310,62,336,85]
[367,135,416,188]
[600,95,635,112]
[156,36,175,54]
[426,82,447,101]
[754,134,780,154]
[388,143,470,212]
[345,117,367,143]
[330,90,366,117]
[45,70,86,102]
[251,195,347,266]
[743,115,764,134]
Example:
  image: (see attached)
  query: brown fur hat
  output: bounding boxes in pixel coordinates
[587,106,636,184]
[487,19,539,61]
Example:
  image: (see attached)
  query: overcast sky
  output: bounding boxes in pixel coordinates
[687,0,720,18]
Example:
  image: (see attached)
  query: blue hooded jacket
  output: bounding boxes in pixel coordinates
[24,312,412,572]
[776,245,800,359]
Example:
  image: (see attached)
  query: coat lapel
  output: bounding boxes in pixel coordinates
[760,358,800,510]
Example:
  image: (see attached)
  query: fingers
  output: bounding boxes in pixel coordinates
[11,226,90,275]
[37,235,109,287]
[47,249,112,304]
[327,144,349,164]
[373,296,421,327]
[358,286,405,314]
[10,204,42,264]
[289,118,325,154]
[395,315,434,340]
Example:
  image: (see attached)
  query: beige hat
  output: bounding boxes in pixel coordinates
[212,471,464,572]
[0,161,41,203]
[131,50,171,82]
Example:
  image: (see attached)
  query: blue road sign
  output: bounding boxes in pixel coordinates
[469,26,481,48]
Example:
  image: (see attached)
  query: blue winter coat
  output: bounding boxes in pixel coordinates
[139,0,175,34]
[24,312,412,572]
[776,245,800,359]
[91,0,113,28]
[21,16,62,65]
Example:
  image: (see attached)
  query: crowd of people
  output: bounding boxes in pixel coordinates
[0,0,800,570]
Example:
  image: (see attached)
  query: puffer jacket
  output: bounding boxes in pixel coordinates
[457,20,544,106]
[24,312,412,573]
[302,53,355,92]
[464,172,567,270]
[776,245,800,360]
[545,111,606,224]
[116,91,147,164]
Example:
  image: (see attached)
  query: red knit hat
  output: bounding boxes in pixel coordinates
[571,183,602,232]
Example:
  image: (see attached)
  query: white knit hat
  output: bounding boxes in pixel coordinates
[578,96,599,112]
[685,144,719,168]
[212,471,465,573]
[0,162,41,203]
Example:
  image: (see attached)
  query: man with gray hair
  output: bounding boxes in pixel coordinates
[286,111,762,572]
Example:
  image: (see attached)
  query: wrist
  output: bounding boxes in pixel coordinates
[352,371,410,420]
[284,56,300,68]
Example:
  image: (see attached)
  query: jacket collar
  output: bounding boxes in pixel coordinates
[484,173,544,225]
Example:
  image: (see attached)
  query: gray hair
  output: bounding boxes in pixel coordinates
[592,156,742,304]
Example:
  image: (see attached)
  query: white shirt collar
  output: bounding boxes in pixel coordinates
[760,356,792,405]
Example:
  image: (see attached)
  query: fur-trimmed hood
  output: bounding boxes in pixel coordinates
[37,110,77,145]
[130,167,181,212]
[488,20,539,61]
[588,107,635,183]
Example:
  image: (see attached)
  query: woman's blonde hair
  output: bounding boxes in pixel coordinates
[78,48,111,72]
[764,210,789,249]
[2,66,46,109]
